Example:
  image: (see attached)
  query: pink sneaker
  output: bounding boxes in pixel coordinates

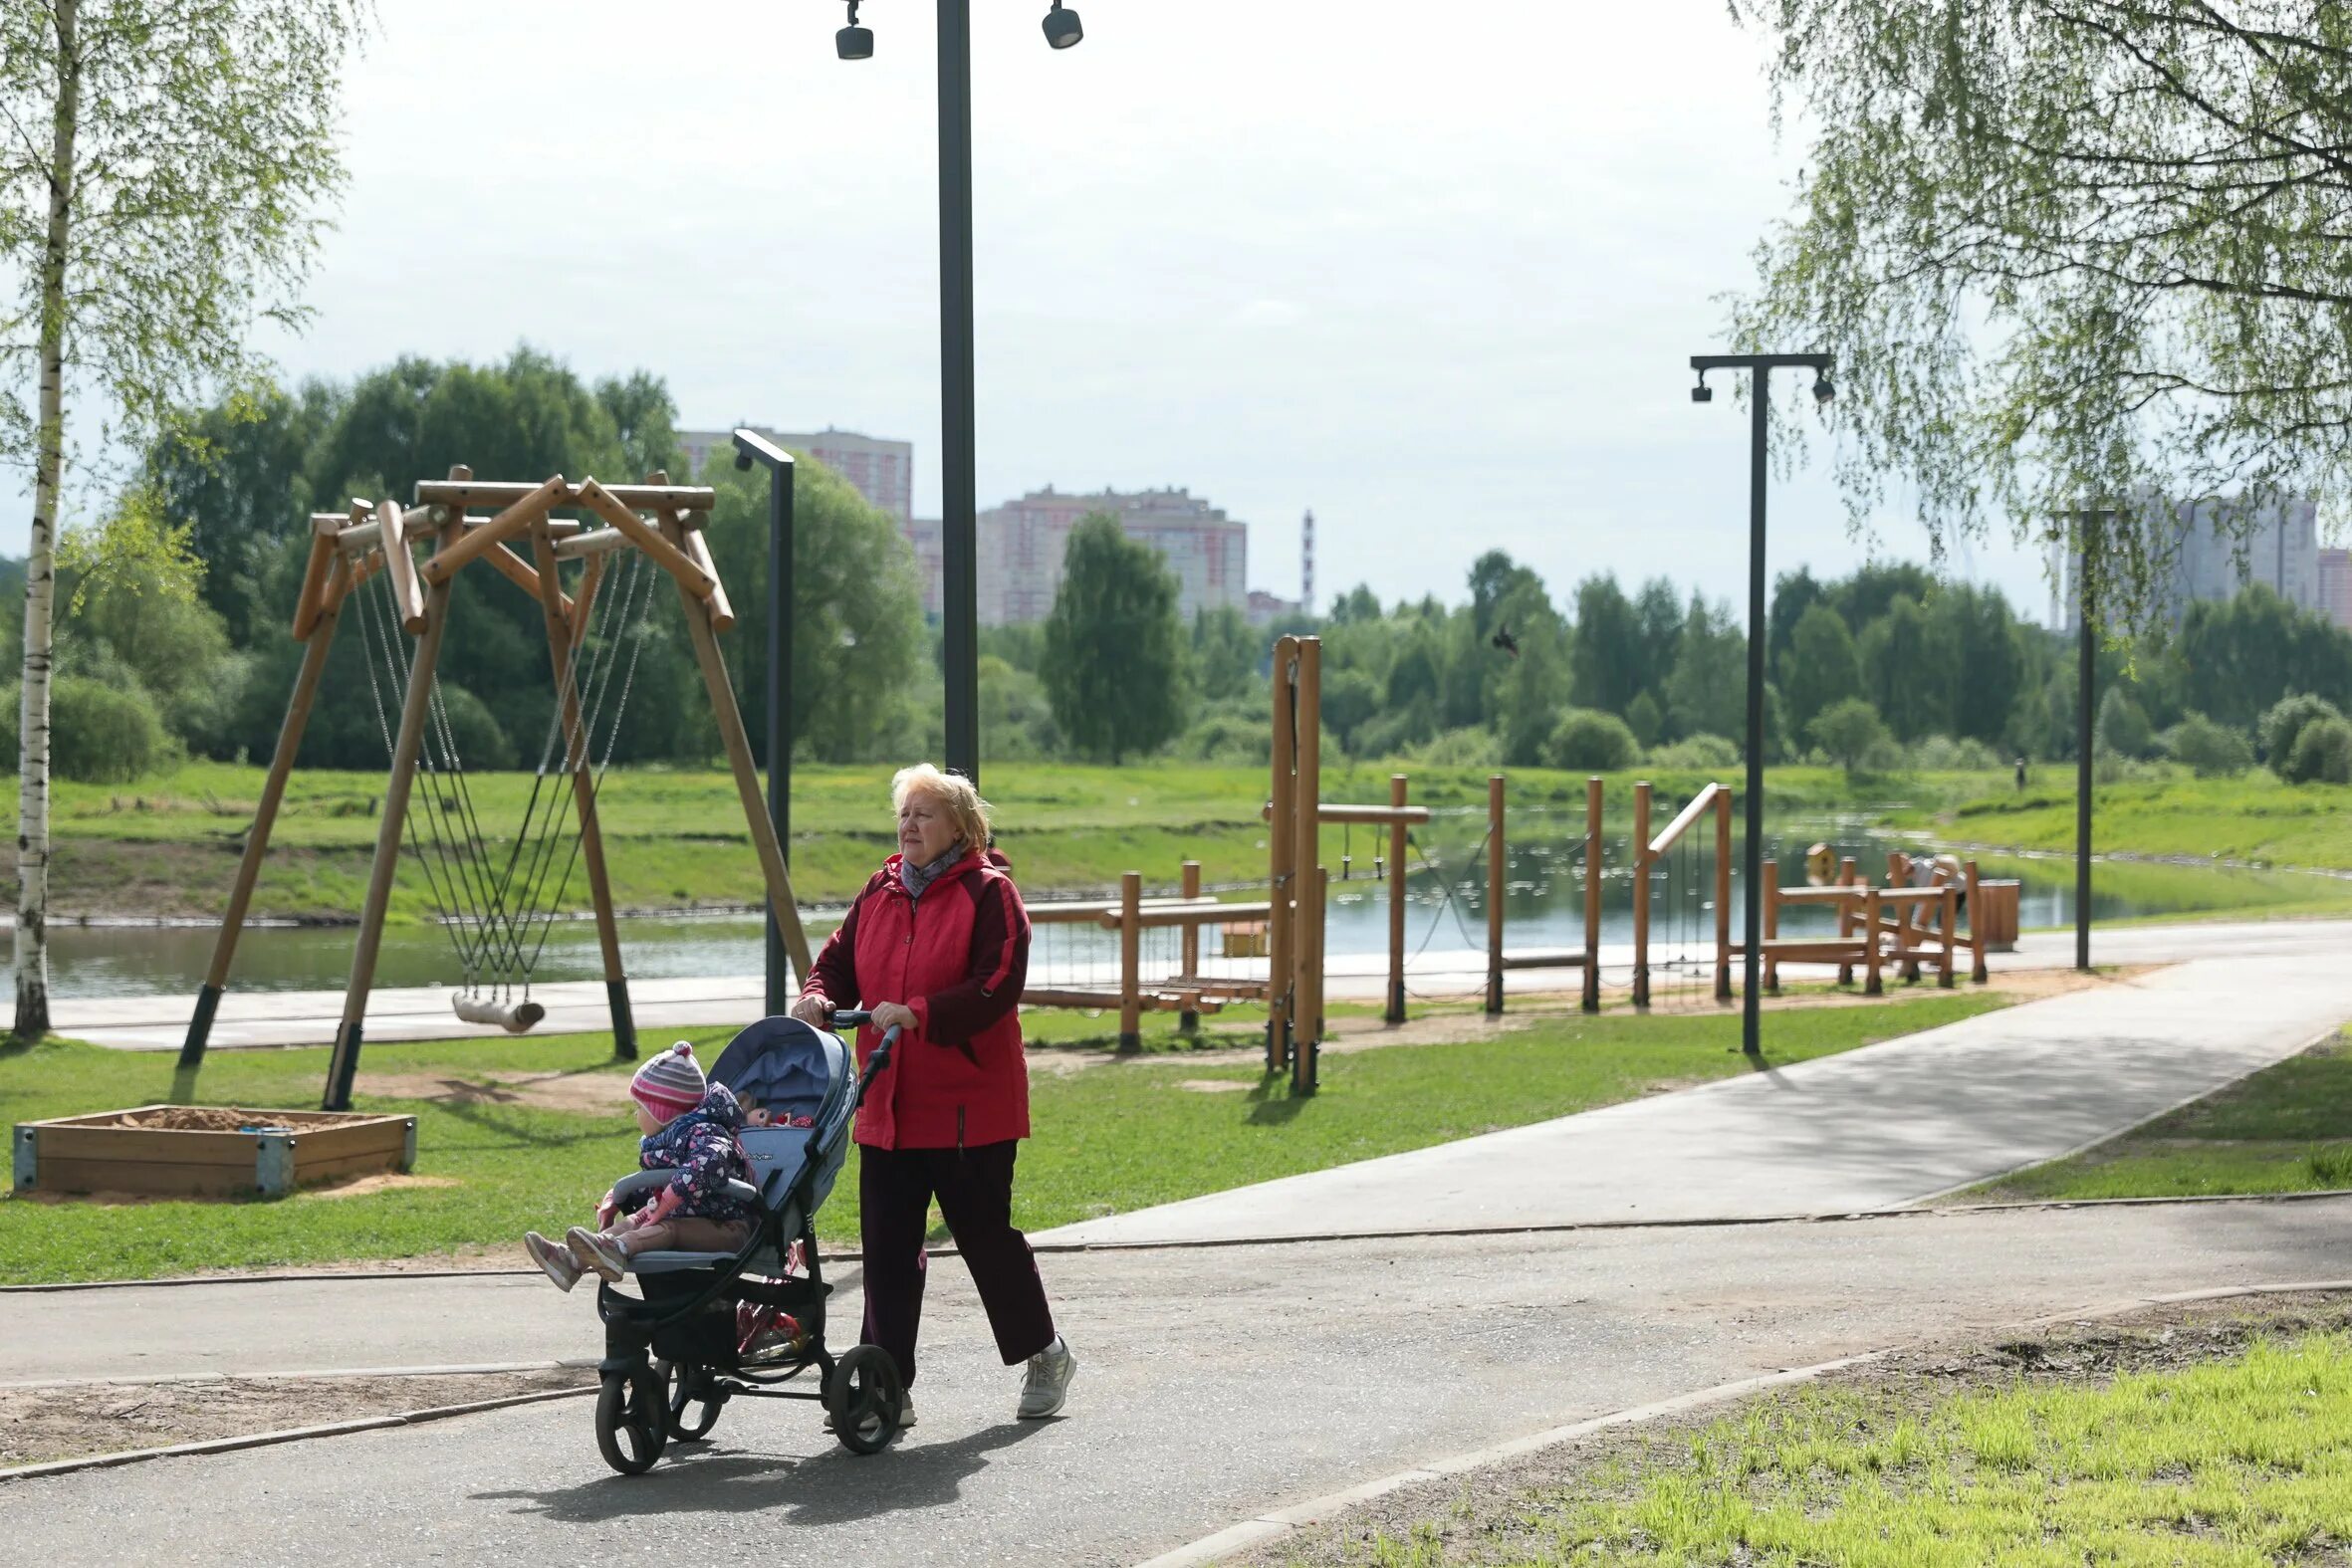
[524,1232,582,1292]
[566,1226,628,1282]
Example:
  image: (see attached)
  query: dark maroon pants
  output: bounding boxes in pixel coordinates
[857,1140,1056,1388]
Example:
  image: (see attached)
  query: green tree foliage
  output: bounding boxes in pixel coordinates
[2175,586,2352,732]
[1568,573,1641,716]
[1043,515,1188,764]
[1778,601,1864,739]
[2287,716,2352,786]
[700,457,921,765]
[1624,690,1664,751]
[1809,697,1890,777]
[2261,693,2344,774]
[1545,708,1640,772]
[1189,606,1260,703]
[1665,595,1746,744]
[0,676,171,783]
[1730,1,2352,626]
[2163,713,2253,780]
[1859,594,1957,742]
[2096,689,2157,761]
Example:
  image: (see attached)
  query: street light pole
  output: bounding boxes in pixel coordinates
[733,429,796,1016]
[1690,351,1834,1059]
[937,0,981,785]
[2076,511,2098,974]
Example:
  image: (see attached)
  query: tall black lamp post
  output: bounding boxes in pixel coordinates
[1689,351,1835,1058]
[732,428,796,1016]
[2073,509,2107,974]
[836,0,1084,785]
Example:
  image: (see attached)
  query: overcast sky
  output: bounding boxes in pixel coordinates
[26,0,2059,624]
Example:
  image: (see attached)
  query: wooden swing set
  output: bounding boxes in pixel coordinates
[175,468,813,1111]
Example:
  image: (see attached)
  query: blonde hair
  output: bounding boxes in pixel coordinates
[891,764,992,853]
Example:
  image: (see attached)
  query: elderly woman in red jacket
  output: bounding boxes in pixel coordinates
[791,763,1073,1425]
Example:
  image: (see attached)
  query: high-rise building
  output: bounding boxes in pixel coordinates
[2319,548,2352,632]
[2053,494,2320,630]
[975,486,1249,625]
[675,427,914,528]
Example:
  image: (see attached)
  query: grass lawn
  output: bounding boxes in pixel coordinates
[1288,1327,2352,1566]
[1969,1028,2352,1204]
[1903,771,2352,874]
[9,760,2007,921]
[0,989,2001,1285]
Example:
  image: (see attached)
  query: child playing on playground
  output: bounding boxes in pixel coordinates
[523,1042,757,1291]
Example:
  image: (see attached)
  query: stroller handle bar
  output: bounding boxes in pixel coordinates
[824,1009,904,1113]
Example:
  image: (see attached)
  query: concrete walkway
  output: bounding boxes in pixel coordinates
[6,1203,2351,1565]
[52,915,2352,1051]
[1040,952,2352,1244]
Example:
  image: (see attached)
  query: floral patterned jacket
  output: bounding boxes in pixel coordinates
[609,1082,755,1228]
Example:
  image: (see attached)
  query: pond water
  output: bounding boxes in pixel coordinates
[40,819,2350,1001]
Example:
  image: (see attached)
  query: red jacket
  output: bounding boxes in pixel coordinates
[804,848,1032,1151]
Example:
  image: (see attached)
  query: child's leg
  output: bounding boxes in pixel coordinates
[615,1218,749,1255]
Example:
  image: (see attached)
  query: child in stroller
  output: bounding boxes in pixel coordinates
[523,1041,756,1289]
[560,1010,911,1473]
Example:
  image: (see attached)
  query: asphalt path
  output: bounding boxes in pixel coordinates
[6,1199,2351,1565]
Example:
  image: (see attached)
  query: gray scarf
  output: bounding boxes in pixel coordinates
[900,841,966,901]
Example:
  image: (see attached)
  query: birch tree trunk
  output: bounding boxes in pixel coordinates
[17,0,79,1042]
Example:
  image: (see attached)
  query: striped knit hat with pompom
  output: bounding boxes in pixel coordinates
[630,1041,707,1117]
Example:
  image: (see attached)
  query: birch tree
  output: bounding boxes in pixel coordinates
[1728,2,2352,627]
[0,0,364,1037]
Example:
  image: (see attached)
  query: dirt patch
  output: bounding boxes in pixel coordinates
[1231,1289,2352,1566]
[1175,1079,1254,1094]
[300,1174,461,1202]
[352,1068,633,1114]
[0,1367,591,1472]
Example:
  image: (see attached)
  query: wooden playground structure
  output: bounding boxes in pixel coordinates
[176,468,813,1110]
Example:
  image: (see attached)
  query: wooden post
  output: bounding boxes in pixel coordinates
[529,520,636,1060]
[1965,859,1988,982]
[1292,637,1322,1065]
[1267,635,1297,1072]
[1714,790,1733,1004]
[1763,857,1780,993]
[324,566,454,1112]
[1179,860,1202,1034]
[1386,775,1408,1024]
[661,514,814,986]
[1938,883,1958,989]
[1581,775,1603,1013]
[1118,870,1143,1052]
[1834,856,1859,986]
[1294,865,1327,1096]
[1485,774,1506,1013]
[1864,887,1884,995]
[181,558,347,1071]
[1631,780,1653,1008]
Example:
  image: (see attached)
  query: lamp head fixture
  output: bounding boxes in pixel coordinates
[1043,1,1083,48]
[837,0,873,60]
[1690,375,1713,405]
[1812,373,1835,407]
[734,451,754,472]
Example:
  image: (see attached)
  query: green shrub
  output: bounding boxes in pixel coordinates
[1406,726,1502,769]
[2260,693,2342,773]
[433,682,518,771]
[1808,697,1891,775]
[0,676,177,783]
[2163,712,2254,779]
[1910,734,2001,772]
[1544,709,1640,772]
[2285,715,2352,785]
[1176,712,1269,764]
[1647,733,1740,770]
[2095,688,2156,760]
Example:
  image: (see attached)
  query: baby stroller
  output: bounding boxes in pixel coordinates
[588,1009,904,1473]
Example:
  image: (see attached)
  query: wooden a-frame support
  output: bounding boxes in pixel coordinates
[174,467,813,1113]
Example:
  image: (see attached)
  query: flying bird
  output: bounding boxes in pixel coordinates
[1491,624,1520,659]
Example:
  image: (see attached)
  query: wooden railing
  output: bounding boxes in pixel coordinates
[1633,781,1733,1006]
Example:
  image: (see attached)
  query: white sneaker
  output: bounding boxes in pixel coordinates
[523,1232,581,1292]
[565,1226,628,1282]
[1018,1336,1075,1420]
[824,1392,914,1431]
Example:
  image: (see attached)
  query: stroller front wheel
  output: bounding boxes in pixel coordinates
[595,1364,670,1474]
[660,1358,725,1442]
[825,1345,904,1455]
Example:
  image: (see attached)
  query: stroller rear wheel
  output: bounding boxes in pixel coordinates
[824,1345,904,1455]
[659,1358,725,1442]
[595,1363,669,1474]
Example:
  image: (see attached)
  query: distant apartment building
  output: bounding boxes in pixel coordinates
[675,427,915,528]
[2054,493,2321,630]
[2321,549,2352,633]
[976,486,1248,625]
[1247,589,1303,626]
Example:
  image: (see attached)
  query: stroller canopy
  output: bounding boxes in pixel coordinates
[709,1016,851,1128]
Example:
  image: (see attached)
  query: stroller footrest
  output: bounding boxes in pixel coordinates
[628,1248,741,1274]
